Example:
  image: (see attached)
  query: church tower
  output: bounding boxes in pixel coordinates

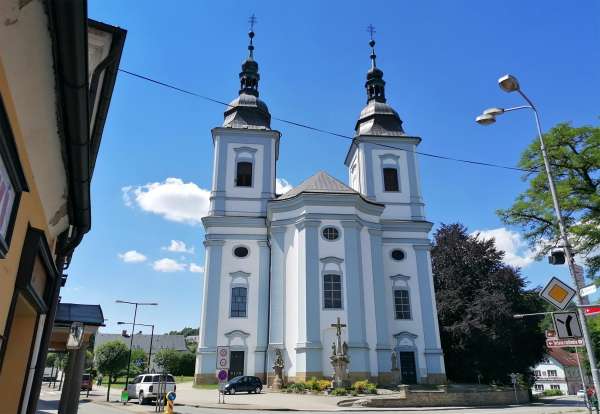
[344,34,425,221]
[196,23,279,384]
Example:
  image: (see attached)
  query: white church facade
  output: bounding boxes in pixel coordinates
[195,31,446,385]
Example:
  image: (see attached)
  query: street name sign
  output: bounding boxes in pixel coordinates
[553,311,583,339]
[540,277,576,310]
[585,306,600,317]
[580,284,597,297]
[216,346,230,370]
[546,337,584,348]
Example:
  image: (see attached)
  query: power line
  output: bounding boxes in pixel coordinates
[118,68,536,173]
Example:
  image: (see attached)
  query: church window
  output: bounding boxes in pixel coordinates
[323,274,342,309]
[230,287,247,317]
[236,161,253,187]
[383,167,399,192]
[391,249,405,261]
[322,227,339,241]
[234,246,249,258]
[393,289,411,319]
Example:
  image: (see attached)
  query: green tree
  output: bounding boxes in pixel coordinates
[129,348,148,376]
[95,340,129,401]
[177,352,196,376]
[153,349,181,374]
[46,352,57,367]
[497,121,600,277]
[168,327,199,337]
[431,223,546,384]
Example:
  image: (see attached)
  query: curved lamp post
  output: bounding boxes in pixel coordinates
[476,74,600,398]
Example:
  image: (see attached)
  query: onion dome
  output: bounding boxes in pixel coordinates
[354,32,404,137]
[223,23,271,129]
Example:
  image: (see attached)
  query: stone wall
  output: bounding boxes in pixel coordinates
[342,387,530,408]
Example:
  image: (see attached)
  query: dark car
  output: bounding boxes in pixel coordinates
[81,373,92,391]
[224,376,262,394]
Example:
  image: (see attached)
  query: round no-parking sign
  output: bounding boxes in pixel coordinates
[217,369,228,381]
[216,346,230,370]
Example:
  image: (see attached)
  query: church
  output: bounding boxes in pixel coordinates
[194,28,446,386]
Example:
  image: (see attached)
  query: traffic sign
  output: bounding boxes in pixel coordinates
[553,311,583,339]
[217,369,228,382]
[540,277,576,310]
[546,337,584,348]
[216,346,230,370]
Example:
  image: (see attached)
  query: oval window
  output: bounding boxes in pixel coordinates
[322,227,340,241]
[391,249,405,261]
[234,246,249,258]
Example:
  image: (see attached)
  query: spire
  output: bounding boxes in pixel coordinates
[222,14,271,129]
[354,25,404,136]
[365,24,386,103]
[239,14,260,97]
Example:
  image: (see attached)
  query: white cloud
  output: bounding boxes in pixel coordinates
[122,178,210,225]
[472,227,536,268]
[118,250,147,263]
[163,240,195,254]
[189,263,204,273]
[152,258,186,272]
[276,178,293,194]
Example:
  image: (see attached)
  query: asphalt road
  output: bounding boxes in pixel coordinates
[37,387,589,414]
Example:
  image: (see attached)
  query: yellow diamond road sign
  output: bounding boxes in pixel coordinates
[540,277,576,310]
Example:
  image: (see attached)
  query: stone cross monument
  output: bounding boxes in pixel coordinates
[329,317,350,388]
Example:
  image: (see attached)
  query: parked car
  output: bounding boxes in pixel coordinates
[81,373,92,391]
[224,376,262,394]
[126,374,176,405]
[577,389,586,398]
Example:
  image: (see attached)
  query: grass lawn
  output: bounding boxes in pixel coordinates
[175,376,195,383]
[193,383,219,389]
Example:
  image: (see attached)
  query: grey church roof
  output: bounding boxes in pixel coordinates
[277,171,358,200]
[94,333,188,353]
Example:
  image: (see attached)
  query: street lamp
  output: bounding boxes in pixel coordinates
[476,74,600,398]
[115,300,158,397]
[118,322,155,372]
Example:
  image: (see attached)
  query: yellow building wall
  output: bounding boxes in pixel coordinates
[0,58,59,407]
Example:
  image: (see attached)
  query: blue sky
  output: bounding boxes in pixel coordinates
[61,1,600,334]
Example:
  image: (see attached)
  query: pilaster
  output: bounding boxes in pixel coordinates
[268,226,286,348]
[342,221,369,373]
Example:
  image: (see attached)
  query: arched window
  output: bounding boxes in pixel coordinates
[236,161,253,187]
[383,167,399,192]
[230,287,247,317]
[323,274,342,309]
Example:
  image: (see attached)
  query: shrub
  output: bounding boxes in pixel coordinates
[351,390,358,396]
[331,387,347,396]
[352,380,377,394]
[288,382,306,393]
[317,379,332,391]
[542,389,563,396]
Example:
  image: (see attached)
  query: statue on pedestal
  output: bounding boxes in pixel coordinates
[329,317,350,388]
[272,349,284,390]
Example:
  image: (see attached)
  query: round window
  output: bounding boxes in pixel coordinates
[391,249,405,261]
[234,246,249,258]
[322,227,340,241]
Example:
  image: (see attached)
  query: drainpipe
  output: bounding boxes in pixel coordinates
[263,236,272,385]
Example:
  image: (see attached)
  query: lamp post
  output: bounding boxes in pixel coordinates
[115,300,158,397]
[118,322,155,372]
[476,74,600,400]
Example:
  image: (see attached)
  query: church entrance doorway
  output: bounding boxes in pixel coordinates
[399,351,417,384]
[229,351,244,378]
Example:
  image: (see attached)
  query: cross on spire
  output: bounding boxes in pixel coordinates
[367,24,376,40]
[367,24,377,69]
[247,14,257,58]
[248,13,257,31]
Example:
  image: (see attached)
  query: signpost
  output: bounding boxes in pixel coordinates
[216,346,230,404]
[585,306,600,317]
[540,277,576,310]
[546,329,584,348]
